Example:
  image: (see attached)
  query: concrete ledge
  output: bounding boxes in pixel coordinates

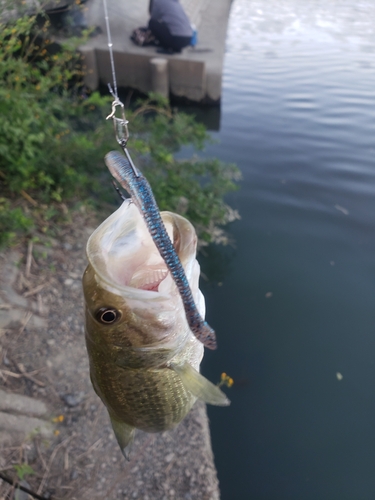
[0,218,222,499]
[0,389,48,418]
[95,48,153,93]
[169,58,206,101]
[0,412,53,440]
[150,57,169,97]
[81,0,233,103]
[81,45,99,90]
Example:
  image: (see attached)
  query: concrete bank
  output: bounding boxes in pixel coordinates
[81,0,233,103]
[0,213,222,499]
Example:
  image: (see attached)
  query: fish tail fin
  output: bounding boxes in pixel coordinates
[109,414,135,460]
[170,362,230,406]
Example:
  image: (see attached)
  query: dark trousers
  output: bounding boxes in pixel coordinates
[148,18,191,52]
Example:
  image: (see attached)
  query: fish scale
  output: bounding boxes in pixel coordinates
[105,150,217,350]
[91,356,194,432]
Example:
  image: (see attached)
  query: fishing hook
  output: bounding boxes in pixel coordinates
[111,179,127,201]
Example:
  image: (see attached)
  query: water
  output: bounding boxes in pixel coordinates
[198,1,375,499]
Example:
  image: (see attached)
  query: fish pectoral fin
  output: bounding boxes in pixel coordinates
[109,414,135,460]
[170,362,230,407]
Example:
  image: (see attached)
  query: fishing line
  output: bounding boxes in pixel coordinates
[101,0,139,176]
[102,0,118,99]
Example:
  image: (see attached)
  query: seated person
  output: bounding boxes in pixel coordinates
[148,0,193,53]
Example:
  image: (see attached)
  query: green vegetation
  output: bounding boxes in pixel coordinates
[13,463,35,482]
[0,7,240,248]
[122,94,241,245]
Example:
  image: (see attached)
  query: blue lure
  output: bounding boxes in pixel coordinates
[105,150,217,350]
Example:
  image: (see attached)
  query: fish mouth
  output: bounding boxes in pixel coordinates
[86,200,200,302]
[128,265,168,291]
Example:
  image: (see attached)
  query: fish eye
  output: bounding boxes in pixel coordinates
[96,307,120,324]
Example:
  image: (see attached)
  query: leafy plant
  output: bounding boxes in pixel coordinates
[13,463,35,481]
[0,9,111,199]
[0,198,33,246]
[0,8,241,248]
[122,94,241,245]
[0,8,111,244]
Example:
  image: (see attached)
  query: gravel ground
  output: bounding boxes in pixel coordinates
[0,207,221,500]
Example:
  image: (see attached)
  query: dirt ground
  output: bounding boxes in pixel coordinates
[0,207,221,500]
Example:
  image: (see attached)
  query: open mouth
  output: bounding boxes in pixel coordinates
[128,265,169,291]
[87,200,174,294]
[86,199,205,335]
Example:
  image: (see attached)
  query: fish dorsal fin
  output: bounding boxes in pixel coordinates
[170,362,230,406]
[109,414,135,460]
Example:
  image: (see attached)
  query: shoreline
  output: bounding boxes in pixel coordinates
[0,206,221,499]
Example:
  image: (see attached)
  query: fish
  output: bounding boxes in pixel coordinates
[104,150,217,350]
[82,171,229,459]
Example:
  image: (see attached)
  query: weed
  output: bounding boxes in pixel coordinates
[0,8,241,248]
[13,463,35,481]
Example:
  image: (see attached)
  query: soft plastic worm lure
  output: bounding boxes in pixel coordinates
[105,150,217,350]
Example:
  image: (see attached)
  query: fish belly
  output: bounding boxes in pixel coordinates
[87,350,196,433]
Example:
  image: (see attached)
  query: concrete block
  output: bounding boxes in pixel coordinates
[0,412,53,440]
[80,0,232,103]
[150,58,169,97]
[96,49,154,93]
[81,46,99,91]
[0,390,48,418]
[169,59,206,101]
[206,68,223,102]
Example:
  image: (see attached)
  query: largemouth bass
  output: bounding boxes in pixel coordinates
[83,188,229,459]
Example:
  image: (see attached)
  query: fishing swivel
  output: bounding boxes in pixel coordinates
[106,84,139,177]
[106,87,129,147]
